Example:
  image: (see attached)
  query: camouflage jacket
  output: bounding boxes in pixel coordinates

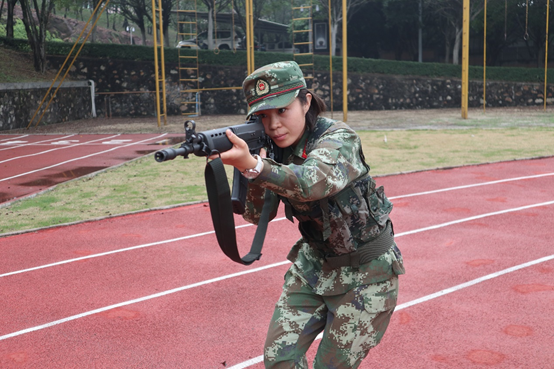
[244,116,404,296]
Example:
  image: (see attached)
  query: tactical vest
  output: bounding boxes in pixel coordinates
[280,118,394,260]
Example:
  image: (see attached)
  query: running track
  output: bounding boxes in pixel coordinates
[1,153,553,367]
[0,133,184,204]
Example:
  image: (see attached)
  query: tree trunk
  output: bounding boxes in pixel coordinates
[28,37,46,72]
[6,0,17,38]
[140,27,147,45]
[207,8,214,49]
[19,0,53,73]
[331,22,338,56]
[452,26,462,65]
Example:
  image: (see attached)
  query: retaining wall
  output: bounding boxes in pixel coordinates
[0,81,93,131]
[2,56,552,131]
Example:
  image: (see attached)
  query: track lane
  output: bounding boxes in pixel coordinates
[1,201,552,356]
[0,133,182,203]
[1,157,553,368]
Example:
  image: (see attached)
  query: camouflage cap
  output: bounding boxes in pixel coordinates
[243,61,307,116]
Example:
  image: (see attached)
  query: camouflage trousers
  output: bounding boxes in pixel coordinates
[264,271,399,368]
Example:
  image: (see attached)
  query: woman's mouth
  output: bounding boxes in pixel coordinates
[272,133,287,141]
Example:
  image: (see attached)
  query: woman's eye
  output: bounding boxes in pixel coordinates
[258,113,266,118]
[278,108,286,114]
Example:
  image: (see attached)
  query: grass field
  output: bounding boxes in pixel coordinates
[2,117,554,235]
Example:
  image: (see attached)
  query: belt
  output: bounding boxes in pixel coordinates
[323,222,394,270]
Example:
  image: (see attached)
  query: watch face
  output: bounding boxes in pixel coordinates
[242,169,259,179]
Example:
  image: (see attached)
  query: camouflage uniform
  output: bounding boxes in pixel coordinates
[242,61,405,368]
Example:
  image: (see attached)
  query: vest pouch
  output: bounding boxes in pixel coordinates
[367,186,393,227]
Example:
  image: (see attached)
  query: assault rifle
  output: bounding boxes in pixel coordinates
[154,116,281,265]
[154,115,276,214]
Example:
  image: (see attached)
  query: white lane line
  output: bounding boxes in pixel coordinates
[2,200,554,279]
[0,133,168,183]
[0,134,122,164]
[1,201,553,342]
[389,172,554,200]
[0,260,292,341]
[227,253,554,369]
[0,229,217,278]
[0,134,29,143]
[0,134,77,151]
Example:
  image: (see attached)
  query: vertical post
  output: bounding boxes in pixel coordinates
[418,0,423,63]
[157,0,167,125]
[545,0,550,111]
[342,0,347,122]
[461,0,470,119]
[151,0,161,127]
[483,0,487,113]
[328,0,333,117]
[246,0,255,74]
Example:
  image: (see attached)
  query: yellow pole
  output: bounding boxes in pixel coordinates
[461,0,470,119]
[157,0,167,125]
[246,0,254,74]
[342,0,347,122]
[483,0,487,113]
[328,0,333,117]
[151,0,161,127]
[544,0,550,111]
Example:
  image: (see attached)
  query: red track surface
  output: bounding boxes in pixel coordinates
[0,133,184,204]
[1,143,553,368]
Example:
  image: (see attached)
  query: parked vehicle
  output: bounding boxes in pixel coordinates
[176,40,200,49]
[176,30,242,50]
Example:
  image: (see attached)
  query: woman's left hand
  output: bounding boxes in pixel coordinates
[208,129,258,172]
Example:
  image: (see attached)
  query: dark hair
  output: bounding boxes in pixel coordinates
[298,89,326,131]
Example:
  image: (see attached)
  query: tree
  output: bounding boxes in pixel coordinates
[199,0,232,50]
[314,0,372,56]
[471,0,520,66]
[4,0,18,38]
[19,0,55,72]
[519,0,554,67]
[381,0,421,61]
[116,0,150,44]
[427,0,484,64]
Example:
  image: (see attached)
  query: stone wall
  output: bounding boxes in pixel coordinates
[2,56,552,131]
[49,55,549,117]
[0,81,93,131]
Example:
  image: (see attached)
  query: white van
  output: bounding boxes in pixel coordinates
[177,30,242,50]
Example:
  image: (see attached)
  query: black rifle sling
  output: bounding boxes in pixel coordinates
[205,158,276,265]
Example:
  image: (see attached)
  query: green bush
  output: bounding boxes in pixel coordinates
[0,20,63,42]
[1,36,552,83]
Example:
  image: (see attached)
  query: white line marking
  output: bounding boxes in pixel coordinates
[0,141,28,145]
[0,134,77,151]
[389,172,554,200]
[0,260,292,341]
[227,253,554,369]
[0,230,217,278]
[50,140,81,145]
[0,134,29,143]
[101,139,133,145]
[1,201,553,343]
[0,134,168,183]
[2,200,553,279]
[0,134,122,165]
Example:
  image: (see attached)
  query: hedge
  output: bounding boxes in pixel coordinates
[1,36,551,84]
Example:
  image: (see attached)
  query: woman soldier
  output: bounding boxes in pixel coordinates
[216,61,405,368]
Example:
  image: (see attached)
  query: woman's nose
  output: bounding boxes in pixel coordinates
[266,114,280,130]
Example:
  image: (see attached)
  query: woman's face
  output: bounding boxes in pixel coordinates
[256,94,312,148]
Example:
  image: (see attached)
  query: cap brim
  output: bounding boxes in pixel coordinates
[247,89,301,116]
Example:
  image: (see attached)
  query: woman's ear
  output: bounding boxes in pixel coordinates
[303,93,312,115]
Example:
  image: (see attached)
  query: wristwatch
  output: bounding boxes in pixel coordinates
[241,154,263,179]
